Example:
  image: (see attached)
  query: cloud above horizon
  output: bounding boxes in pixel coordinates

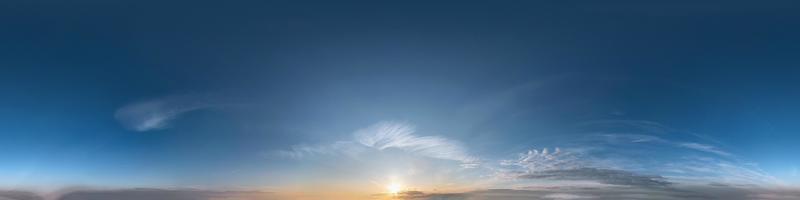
[277,121,479,168]
[271,119,783,193]
[0,189,274,200]
[519,168,671,187]
[393,187,800,200]
[114,95,217,132]
[678,142,733,157]
[354,121,478,166]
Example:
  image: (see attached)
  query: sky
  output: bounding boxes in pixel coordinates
[2,1,800,200]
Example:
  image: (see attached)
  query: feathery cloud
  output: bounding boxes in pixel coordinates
[520,168,671,187]
[114,95,215,132]
[678,142,733,157]
[500,148,582,173]
[273,141,366,159]
[276,121,479,167]
[354,121,477,166]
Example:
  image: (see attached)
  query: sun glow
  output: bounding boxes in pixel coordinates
[386,182,402,195]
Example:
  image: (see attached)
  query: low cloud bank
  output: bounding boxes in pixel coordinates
[397,186,800,200]
[0,189,272,200]
[519,168,671,187]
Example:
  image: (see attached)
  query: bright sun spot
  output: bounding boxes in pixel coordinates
[387,182,402,195]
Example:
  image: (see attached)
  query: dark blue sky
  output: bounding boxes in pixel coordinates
[1,0,800,193]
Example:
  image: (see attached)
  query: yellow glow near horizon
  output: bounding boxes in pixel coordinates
[386,182,402,195]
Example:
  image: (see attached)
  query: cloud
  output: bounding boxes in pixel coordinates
[276,121,478,168]
[577,120,673,135]
[664,156,781,185]
[496,148,671,188]
[500,148,582,173]
[543,193,589,200]
[678,142,732,157]
[354,121,477,166]
[273,141,366,159]
[396,187,800,200]
[596,134,734,158]
[519,168,671,187]
[114,95,216,131]
[0,190,43,200]
[596,134,667,143]
[492,130,780,187]
[0,189,275,200]
[569,120,780,186]
[276,119,783,192]
[56,189,273,200]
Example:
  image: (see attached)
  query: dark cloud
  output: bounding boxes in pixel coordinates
[519,168,671,187]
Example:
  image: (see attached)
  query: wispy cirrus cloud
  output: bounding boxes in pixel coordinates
[114,94,218,132]
[273,141,366,159]
[276,121,479,168]
[276,118,784,193]
[500,148,582,173]
[520,168,671,187]
[568,120,778,185]
[354,121,478,166]
[577,120,674,135]
[678,142,733,157]
[496,148,670,187]
[489,119,780,188]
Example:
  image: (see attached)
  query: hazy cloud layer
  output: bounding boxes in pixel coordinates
[573,120,778,185]
[114,95,218,131]
[519,168,671,187]
[0,189,274,200]
[274,141,366,159]
[277,120,785,195]
[478,119,782,193]
[277,121,478,167]
[394,187,800,200]
[354,121,477,166]
[0,190,42,200]
[678,142,733,157]
[276,119,781,192]
[500,148,582,173]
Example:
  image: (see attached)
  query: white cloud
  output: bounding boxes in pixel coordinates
[493,132,780,186]
[678,142,733,157]
[274,141,366,159]
[354,121,477,166]
[500,147,582,173]
[276,121,479,168]
[520,168,671,187]
[114,95,214,132]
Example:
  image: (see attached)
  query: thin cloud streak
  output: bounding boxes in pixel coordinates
[354,121,478,166]
[276,121,479,167]
[114,95,217,132]
[500,148,582,173]
[273,141,366,159]
[519,168,671,187]
[678,142,733,157]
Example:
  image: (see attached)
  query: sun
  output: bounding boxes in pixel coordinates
[386,182,402,195]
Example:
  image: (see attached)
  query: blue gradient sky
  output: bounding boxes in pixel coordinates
[1,0,800,194]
